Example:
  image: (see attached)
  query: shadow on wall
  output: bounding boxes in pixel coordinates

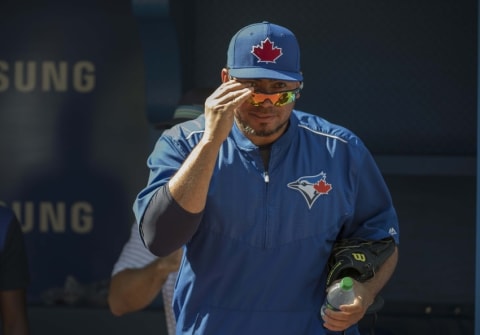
[0,0,148,307]
[9,96,131,305]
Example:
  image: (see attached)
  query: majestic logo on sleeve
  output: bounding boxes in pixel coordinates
[287,172,332,209]
[251,38,283,63]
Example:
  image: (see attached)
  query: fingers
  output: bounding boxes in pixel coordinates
[230,88,252,107]
[322,303,365,332]
[322,308,348,330]
[208,80,252,108]
[203,81,252,141]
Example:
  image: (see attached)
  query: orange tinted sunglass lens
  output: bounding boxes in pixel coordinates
[250,91,296,106]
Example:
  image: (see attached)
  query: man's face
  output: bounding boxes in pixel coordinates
[231,77,301,146]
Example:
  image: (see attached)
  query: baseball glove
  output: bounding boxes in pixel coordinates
[325,236,396,287]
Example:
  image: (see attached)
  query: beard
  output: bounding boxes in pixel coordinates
[234,113,289,138]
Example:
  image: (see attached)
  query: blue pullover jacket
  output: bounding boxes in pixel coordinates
[134,110,399,335]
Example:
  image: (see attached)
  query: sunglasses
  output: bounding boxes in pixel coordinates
[228,74,303,107]
[250,88,301,107]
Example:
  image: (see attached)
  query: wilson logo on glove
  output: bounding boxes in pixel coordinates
[352,253,366,262]
[326,237,396,287]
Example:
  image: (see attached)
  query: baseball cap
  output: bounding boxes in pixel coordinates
[227,21,303,81]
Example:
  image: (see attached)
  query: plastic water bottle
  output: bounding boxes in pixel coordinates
[320,276,355,319]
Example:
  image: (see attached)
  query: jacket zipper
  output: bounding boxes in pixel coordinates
[263,171,270,183]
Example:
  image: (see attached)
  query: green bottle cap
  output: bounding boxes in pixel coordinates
[340,277,353,290]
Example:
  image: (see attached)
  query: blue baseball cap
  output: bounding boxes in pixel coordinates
[227,21,303,81]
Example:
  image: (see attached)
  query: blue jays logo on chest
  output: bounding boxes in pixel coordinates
[287,172,332,209]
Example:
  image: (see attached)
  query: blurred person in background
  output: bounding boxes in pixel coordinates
[0,205,30,335]
[108,222,182,335]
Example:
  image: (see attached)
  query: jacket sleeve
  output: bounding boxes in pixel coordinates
[139,184,203,256]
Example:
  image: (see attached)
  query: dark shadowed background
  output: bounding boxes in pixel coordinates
[0,0,476,334]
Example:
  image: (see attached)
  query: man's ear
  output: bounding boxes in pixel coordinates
[296,81,304,99]
[221,68,230,83]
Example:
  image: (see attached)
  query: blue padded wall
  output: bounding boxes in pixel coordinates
[132,0,182,125]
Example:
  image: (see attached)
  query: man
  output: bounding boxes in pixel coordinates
[108,222,182,335]
[0,205,30,335]
[133,21,400,335]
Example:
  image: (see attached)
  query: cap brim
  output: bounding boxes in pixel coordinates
[229,68,303,81]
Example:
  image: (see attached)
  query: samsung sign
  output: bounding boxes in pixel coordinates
[0,201,94,234]
[0,60,95,93]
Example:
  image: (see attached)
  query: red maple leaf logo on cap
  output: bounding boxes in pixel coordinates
[251,38,283,63]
